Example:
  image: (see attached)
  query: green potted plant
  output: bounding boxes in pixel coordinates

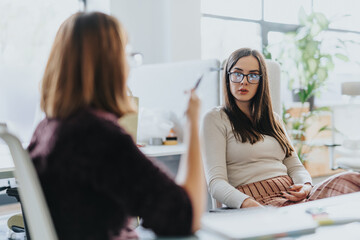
[266,8,349,164]
[270,7,349,109]
[282,105,331,164]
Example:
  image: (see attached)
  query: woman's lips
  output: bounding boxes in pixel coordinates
[238,89,249,94]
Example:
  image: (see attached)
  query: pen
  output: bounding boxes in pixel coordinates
[194,74,204,90]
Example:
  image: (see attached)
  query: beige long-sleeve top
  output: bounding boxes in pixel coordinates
[201,107,312,208]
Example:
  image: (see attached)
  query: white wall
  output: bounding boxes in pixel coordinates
[110,0,201,64]
[0,0,201,142]
[0,0,79,142]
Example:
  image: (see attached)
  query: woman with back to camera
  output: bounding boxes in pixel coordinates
[202,47,360,209]
[28,12,206,239]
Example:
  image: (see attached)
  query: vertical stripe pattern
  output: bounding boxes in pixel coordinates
[236,175,300,207]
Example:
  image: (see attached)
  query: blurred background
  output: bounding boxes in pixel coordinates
[1,0,360,176]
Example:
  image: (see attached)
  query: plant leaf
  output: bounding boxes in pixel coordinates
[314,12,329,29]
[335,53,349,62]
[318,125,330,132]
[317,68,327,82]
[298,7,308,25]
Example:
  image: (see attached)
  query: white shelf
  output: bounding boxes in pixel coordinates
[140,143,186,157]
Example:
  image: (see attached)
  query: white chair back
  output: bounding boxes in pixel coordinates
[266,60,282,116]
[0,125,58,240]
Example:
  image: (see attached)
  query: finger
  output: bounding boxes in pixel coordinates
[184,88,195,94]
[287,190,306,198]
[281,192,303,202]
[287,184,302,191]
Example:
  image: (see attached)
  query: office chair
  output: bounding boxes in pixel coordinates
[210,59,282,209]
[0,125,58,240]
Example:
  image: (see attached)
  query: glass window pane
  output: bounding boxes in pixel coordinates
[268,30,360,105]
[316,31,360,105]
[201,17,262,62]
[201,0,262,20]
[264,0,311,24]
[314,0,360,32]
[267,31,293,104]
[267,31,285,60]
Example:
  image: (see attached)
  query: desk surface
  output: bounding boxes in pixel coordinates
[0,143,186,180]
[198,192,360,240]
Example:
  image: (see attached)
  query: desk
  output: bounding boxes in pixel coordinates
[0,143,186,180]
[198,192,360,240]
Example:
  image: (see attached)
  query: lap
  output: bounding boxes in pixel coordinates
[308,171,360,201]
[236,172,360,207]
[236,175,305,207]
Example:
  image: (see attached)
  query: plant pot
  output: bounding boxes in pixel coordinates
[292,89,314,111]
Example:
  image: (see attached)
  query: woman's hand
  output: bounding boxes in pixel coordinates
[178,88,205,233]
[241,198,264,208]
[185,89,201,123]
[282,184,312,202]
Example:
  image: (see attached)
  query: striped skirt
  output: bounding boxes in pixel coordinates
[236,172,360,207]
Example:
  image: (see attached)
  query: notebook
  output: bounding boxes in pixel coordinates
[202,207,317,239]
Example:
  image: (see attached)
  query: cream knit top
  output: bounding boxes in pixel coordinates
[201,107,312,208]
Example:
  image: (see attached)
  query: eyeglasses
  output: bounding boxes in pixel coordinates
[127,52,143,68]
[126,45,143,68]
[228,72,262,84]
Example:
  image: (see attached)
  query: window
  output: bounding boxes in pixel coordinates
[201,0,360,105]
[201,17,262,62]
[201,0,262,20]
[264,0,311,24]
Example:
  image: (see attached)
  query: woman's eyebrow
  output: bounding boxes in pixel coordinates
[232,67,260,73]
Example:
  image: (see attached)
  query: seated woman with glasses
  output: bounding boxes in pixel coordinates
[28,12,205,239]
[202,47,360,209]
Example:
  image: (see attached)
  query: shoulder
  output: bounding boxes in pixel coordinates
[202,106,230,132]
[272,111,286,127]
[59,109,132,145]
[204,106,228,122]
[273,111,282,122]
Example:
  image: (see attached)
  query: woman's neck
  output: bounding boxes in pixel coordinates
[236,101,251,119]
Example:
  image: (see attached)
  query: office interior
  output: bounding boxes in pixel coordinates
[1,0,360,239]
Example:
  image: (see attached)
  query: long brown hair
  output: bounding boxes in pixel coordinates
[223,48,294,157]
[41,12,135,119]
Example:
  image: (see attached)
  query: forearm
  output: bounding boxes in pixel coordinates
[284,154,312,185]
[209,178,249,208]
[176,121,206,232]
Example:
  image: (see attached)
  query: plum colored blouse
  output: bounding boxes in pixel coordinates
[28,108,192,240]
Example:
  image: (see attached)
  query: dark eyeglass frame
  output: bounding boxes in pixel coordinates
[228,72,262,84]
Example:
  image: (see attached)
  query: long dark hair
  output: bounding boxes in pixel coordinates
[222,48,294,157]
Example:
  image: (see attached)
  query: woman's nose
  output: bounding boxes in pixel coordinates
[240,76,248,85]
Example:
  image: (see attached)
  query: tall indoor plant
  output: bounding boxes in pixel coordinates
[267,8,349,164]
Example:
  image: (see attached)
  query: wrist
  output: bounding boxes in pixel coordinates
[303,183,313,195]
[304,182,312,186]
